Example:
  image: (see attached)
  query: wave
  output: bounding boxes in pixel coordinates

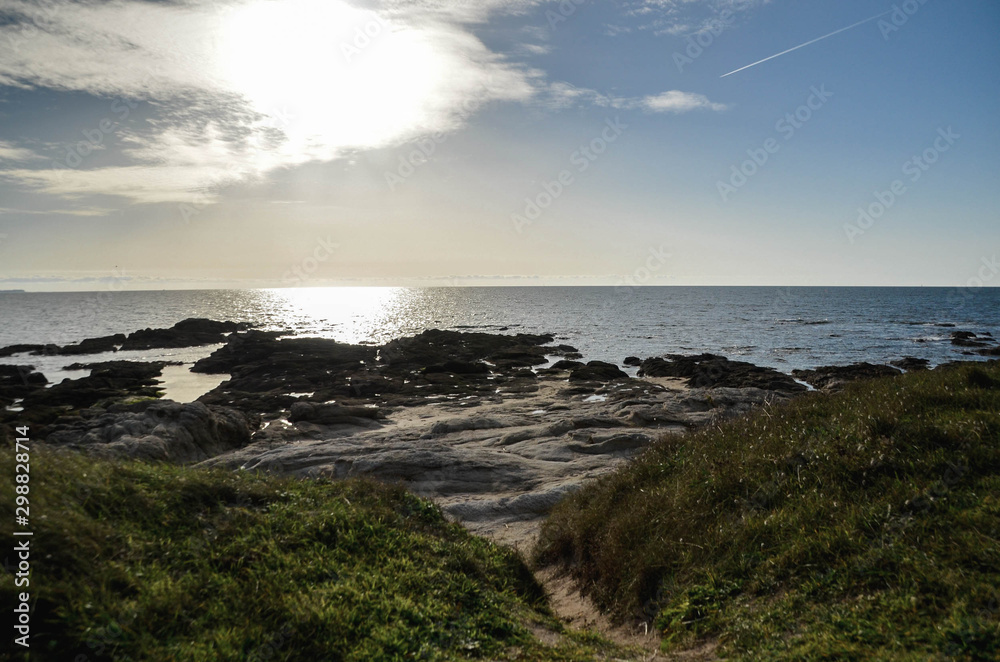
[777,318,832,326]
[892,321,957,328]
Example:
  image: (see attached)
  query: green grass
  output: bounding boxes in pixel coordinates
[0,450,625,662]
[535,362,1000,660]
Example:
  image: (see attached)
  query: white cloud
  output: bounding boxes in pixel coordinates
[0,0,540,204]
[371,0,545,24]
[623,0,769,37]
[543,84,728,114]
[0,0,732,207]
[0,140,43,163]
[604,24,633,37]
[0,206,112,217]
[517,42,553,56]
[639,90,729,113]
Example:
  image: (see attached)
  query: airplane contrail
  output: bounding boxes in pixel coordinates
[720,10,894,78]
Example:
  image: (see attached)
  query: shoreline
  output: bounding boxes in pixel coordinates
[3,319,998,540]
[2,320,998,659]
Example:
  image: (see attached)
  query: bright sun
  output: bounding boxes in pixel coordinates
[214,0,448,164]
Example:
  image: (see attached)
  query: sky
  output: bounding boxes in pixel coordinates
[0,0,997,290]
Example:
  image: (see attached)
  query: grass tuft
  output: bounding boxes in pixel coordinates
[1,449,626,661]
[535,361,1000,660]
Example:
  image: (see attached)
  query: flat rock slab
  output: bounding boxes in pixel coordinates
[199,378,791,538]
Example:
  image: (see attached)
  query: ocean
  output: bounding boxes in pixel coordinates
[1,287,997,398]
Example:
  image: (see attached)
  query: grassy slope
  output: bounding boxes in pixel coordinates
[535,362,1000,660]
[0,450,621,662]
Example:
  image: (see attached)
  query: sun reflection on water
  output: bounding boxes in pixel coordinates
[263,287,416,344]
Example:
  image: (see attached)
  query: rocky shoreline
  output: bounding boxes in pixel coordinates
[3,319,998,542]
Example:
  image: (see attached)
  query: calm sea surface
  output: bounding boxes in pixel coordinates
[1,287,998,376]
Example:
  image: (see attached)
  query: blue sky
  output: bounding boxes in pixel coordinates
[0,0,997,290]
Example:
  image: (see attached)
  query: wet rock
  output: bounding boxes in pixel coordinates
[951,331,990,348]
[792,363,901,390]
[194,328,560,414]
[549,360,585,371]
[549,344,580,354]
[568,361,629,382]
[544,344,582,360]
[623,356,642,367]
[639,354,805,392]
[288,402,384,426]
[9,319,252,358]
[489,348,550,369]
[57,334,127,355]
[65,360,174,380]
[422,361,490,375]
[190,330,287,373]
[21,361,166,412]
[0,364,47,388]
[120,318,249,351]
[0,364,47,408]
[891,357,931,371]
[194,333,378,412]
[0,344,56,358]
[44,400,256,464]
[380,329,553,372]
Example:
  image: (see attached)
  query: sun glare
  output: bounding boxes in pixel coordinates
[268,286,411,343]
[214,0,448,163]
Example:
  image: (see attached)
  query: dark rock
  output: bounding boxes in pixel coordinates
[0,344,55,357]
[194,333,378,413]
[489,348,551,368]
[951,331,989,348]
[623,356,642,367]
[891,357,930,372]
[65,360,171,381]
[639,354,805,392]
[379,329,553,371]
[19,361,166,419]
[288,402,383,426]
[544,344,583,359]
[190,330,286,373]
[44,400,256,463]
[192,329,560,414]
[0,364,47,388]
[3,318,252,359]
[171,318,246,334]
[978,346,1000,357]
[552,344,580,354]
[792,363,901,390]
[120,318,249,351]
[422,361,490,375]
[0,364,48,409]
[568,361,629,382]
[550,360,585,371]
[58,334,127,355]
